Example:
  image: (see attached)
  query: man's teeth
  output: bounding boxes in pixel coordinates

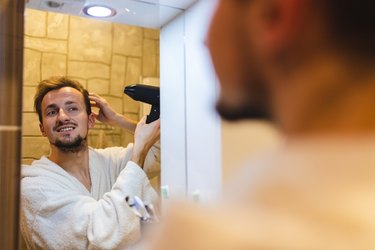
[59,127,74,132]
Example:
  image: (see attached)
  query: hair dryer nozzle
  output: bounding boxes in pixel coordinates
[124,84,160,123]
[124,84,159,106]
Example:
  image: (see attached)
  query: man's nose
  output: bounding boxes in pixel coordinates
[57,108,70,121]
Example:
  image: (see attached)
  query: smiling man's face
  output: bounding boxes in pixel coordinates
[39,87,94,153]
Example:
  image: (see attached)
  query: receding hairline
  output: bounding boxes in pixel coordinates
[40,87,88,110]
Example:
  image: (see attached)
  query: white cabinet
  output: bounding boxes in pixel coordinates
[160,0,222,202]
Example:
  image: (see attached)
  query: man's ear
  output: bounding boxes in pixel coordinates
[88,113,95,129]
[246,0,307,56]
[39,123,47,137]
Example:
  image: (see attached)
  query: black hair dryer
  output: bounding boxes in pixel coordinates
[124,84,160,124]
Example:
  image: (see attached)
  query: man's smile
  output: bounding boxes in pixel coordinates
[54,123,77,133]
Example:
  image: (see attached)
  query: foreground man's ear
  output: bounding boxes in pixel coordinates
[243,0,309,58]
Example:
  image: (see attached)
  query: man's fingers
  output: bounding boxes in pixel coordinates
[89,93,106,106]
[153,119,160,127]
[139,116,147,125]
[89,92,100,98]
[90,101,99,108]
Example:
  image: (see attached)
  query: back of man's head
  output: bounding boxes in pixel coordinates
[319,1,375,60]
[208,0,375,127]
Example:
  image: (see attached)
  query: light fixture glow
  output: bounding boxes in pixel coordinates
[83,5,116,18]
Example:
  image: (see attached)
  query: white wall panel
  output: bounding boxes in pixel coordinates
[160,13,187,197]
[160,0,221,202]
[184,0,221,201]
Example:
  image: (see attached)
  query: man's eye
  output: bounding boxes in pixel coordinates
[46,110,57,116]
[68,107,78,112]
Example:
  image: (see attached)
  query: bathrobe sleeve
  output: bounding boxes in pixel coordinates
[21,160,158,250]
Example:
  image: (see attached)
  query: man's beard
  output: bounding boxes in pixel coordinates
[215,76,273,121]
[216,98,271,121]
[53,135,86,153]
[213,26,273,122]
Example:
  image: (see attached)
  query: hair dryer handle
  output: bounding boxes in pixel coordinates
[146,105,160,124]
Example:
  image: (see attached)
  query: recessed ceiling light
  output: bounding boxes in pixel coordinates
[83,5,116,18]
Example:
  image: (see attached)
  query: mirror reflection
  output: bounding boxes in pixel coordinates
[21,6,161,249]
[22,8,160,161]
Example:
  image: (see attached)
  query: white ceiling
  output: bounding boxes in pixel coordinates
[26,0,198,29]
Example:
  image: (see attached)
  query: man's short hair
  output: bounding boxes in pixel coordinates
[34,76,91,123]
[323,1,375,58]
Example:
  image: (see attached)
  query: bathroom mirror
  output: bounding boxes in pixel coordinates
[20,1,193,248]
[21,0,196,159]
[21,0,194,171]
[21,0,193,163]
[22,7,161,162]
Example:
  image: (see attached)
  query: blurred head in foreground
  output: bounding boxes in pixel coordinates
[207,0,375,136]
[148,1,375,250]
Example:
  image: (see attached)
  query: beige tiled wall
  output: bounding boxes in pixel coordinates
[22,9,160,164]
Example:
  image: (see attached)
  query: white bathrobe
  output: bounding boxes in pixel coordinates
[20,144,159,250]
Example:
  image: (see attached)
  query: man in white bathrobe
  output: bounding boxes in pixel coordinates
[149,0,375,249]
[20,76,160,249]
